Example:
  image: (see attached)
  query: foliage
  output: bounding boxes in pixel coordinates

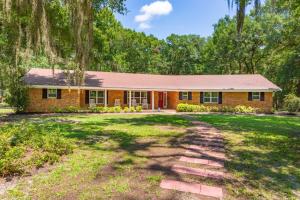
[1,0,299,108]
[89,106,139,113]
[283,94,300,113]
[90,106,105,113]
[123,107,129,113]
[129,107,136,112]
[135,106,143,112]
[4,82,29,113]
[0,0,127,91]
[227,0,261,33]
[176,104,208,112]
[0,122,73,176]
[234,105,256,113]
[114,106,122,113]
[176,103,257,113]
[53,106,79,113]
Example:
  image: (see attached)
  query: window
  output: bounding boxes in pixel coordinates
[181,92,188,100]
[128,91,147,105]
[90,90,105,104]
[204,92,219,103]
[252,92,260,100]
[47,89,57,98]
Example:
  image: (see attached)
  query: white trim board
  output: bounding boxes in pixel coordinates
[27,84,281,92]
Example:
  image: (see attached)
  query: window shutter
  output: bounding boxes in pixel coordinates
[42,88,47,99]
[248,92,252,101]
[179,92,183,100]
[85,90,89,104]
[106,91,109,105]
[218,92,222,104]
[200,92,204,104]
[57,89,62,99]
[260,92,265,101]
[188,92,192,100]
[124,91,128,104]
[147,91,151,104]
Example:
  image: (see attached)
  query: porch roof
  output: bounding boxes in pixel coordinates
[24,68,281,92]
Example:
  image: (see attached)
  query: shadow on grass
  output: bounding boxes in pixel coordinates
[39,114,205,183]
[192,114,300,198]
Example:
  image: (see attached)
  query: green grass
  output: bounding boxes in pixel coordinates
[0,108,14,115]
[0,114,189,200]
[1,113,299,199]
[193,114,300,199]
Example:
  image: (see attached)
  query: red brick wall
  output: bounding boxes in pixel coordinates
[26,88,80,112]
[167,91,273,112]
[26,88,274,113]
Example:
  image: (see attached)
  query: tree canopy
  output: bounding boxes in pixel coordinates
[0,0,299,109]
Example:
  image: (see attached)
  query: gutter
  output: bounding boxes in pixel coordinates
[27,84,281,92]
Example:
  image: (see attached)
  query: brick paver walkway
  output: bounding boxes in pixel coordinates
[160,119,226,199]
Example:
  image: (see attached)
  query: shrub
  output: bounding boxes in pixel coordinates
[113,106,122,113]
[0,121,73,176]
[130,107,136,112]
[195,105,209,112]
[107,107,115,113]
[176,104,209,112]
[284,94,300,113]
[176,103,188,112]
[63,106,78,113]
[0,147,25,175]
[123,107,129,113]
[5,81,29,113]
[90,106,104,113]
[136,106,143,112]
[53,107,63,113]
[219,106,235,113]
[177,103,258,113]
[208,106,219,112]
[234,105,255,113]
[52,106,79,113]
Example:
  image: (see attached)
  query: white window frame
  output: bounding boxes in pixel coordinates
[47,89,57,99]
[181,92,189,100]
[204,92,219,103]
[89,90,105,104]
[128,91,147,105]
[252,92,260,101]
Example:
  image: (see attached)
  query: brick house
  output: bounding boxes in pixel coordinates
[23,68,281,113]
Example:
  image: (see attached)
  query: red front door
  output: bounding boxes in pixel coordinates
[158,92,164,108]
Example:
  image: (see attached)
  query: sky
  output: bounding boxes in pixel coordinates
[116,0,256,39]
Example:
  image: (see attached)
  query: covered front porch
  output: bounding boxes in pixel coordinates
[83,90,178,111]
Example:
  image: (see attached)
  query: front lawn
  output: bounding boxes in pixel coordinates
[0,114,190,200]
[0,113,299,199]
[194,114,300,199]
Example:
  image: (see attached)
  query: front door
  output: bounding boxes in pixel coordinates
[158,92,167,109]
[158,92,164,108]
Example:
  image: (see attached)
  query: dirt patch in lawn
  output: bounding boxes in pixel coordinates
[87,126,222,200]
[1,115,224,199]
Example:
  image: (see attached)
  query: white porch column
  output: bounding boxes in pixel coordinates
[104,89,107,107]
[129,91,132,108]
[152,91,155,111]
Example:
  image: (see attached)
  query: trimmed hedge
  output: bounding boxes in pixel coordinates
[89,106,143,113]
[176,103,258,113]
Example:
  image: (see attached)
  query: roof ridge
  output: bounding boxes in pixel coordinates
[30,68,263,77]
